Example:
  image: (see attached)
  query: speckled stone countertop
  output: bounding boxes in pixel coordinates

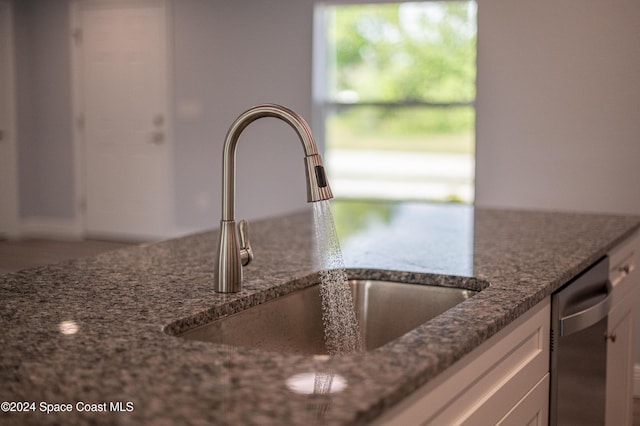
[1,202,639,425]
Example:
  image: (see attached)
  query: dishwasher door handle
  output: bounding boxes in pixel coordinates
[560,290,611,336]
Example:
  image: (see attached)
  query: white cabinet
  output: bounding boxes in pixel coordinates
[606,231,639,426]
[374,299,550,426]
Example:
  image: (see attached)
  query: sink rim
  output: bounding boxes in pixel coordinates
[163,269,490,345]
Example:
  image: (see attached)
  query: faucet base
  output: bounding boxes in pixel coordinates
[214,220,243,293]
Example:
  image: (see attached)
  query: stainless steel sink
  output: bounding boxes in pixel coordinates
[175,279,477,355]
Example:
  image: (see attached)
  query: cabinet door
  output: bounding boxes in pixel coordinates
[606,230,638,426]
[606,290,634,426]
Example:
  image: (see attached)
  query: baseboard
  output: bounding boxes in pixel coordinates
[634,363,640,397]
[170,225,210,239]
[19,217,84,240]
[18,218,192,242]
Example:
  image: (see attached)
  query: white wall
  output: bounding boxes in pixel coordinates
[475,0,640,215]
[171,0,318,232]
[173,0,640,230]
[13,0,321,235]
[15,0,640,232]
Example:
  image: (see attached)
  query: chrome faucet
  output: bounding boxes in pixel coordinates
[214,104,333,293]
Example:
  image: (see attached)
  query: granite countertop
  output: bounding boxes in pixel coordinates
[1,201,639,425]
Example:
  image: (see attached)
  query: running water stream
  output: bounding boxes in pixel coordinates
[312,200,362,355]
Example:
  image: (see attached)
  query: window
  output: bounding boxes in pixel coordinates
[313,1,477,203]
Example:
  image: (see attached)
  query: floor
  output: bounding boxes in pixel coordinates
[0,238,134,274]
[2,239,640,424]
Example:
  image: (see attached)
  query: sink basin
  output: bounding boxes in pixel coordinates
[174,279,477,355]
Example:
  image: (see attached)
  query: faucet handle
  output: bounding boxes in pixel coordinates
[239,219,253,266]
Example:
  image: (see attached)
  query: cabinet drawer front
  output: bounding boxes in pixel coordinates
[610,251,636,288]
[609,231,638,285]
[497,373,550,426]
[375,300,550,426]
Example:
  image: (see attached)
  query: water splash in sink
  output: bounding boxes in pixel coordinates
[312,200,362,354]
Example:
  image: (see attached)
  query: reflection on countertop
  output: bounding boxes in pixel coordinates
[333,201,475,276]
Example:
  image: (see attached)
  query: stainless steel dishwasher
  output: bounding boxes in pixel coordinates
[550,256,611,425]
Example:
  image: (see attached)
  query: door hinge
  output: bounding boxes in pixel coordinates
[72,28,82,44]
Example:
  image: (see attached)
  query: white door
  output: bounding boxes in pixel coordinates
[0,1,18,239]
[74,0,171,240]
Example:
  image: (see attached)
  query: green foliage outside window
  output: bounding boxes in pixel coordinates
[327,106,475,154]
[325,1,477,152]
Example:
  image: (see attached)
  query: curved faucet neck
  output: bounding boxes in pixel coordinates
[221,104,329,221]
